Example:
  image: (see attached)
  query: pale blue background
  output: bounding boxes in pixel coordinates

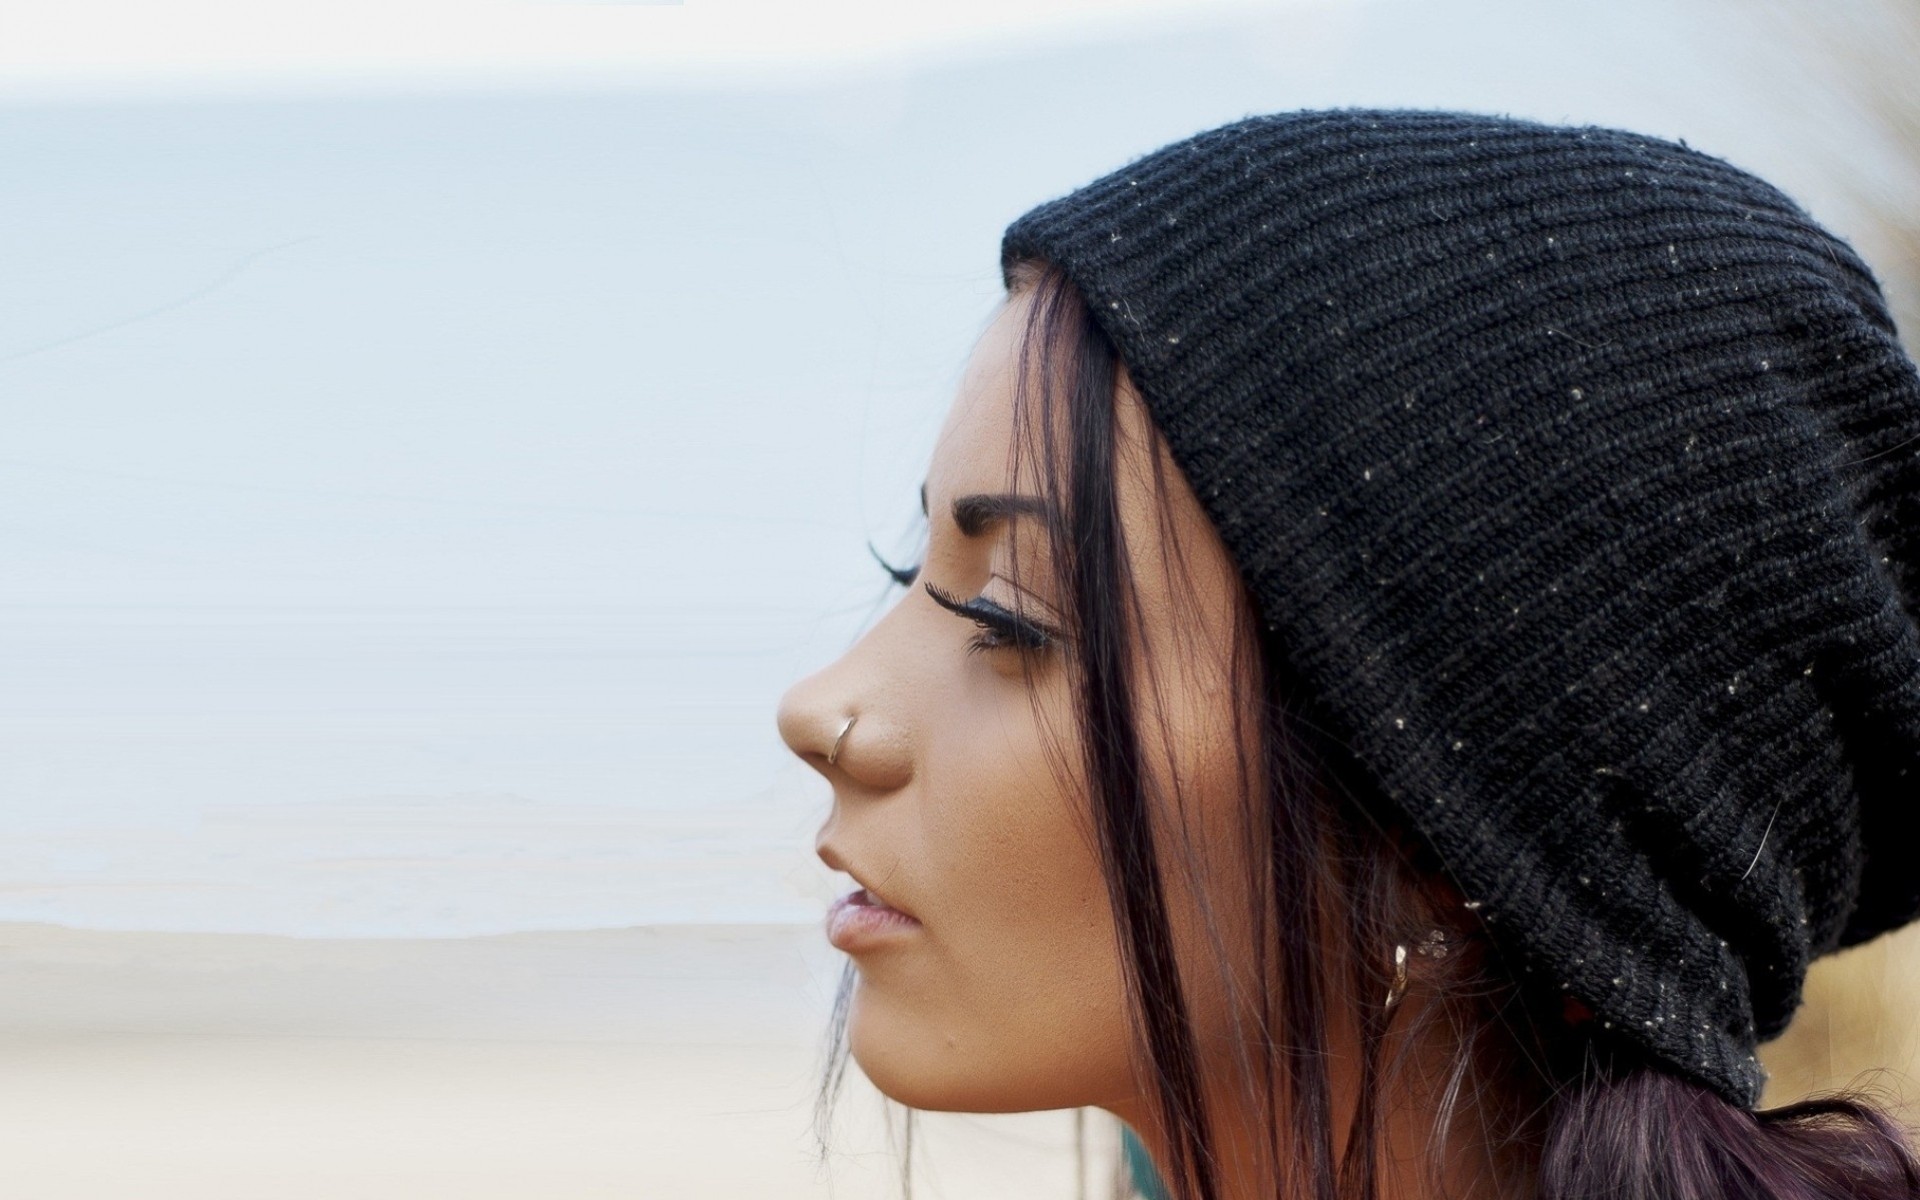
[2,0,1909,933]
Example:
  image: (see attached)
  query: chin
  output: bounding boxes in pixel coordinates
[848,996,1003,1112]
[846,984,1111,1114]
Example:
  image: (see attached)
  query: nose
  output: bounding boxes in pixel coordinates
[776,656,913,794]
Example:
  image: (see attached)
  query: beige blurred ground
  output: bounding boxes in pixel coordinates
[0,917,1914,1199]
[1761,921,1920,1117]
[0,923,1122,1200]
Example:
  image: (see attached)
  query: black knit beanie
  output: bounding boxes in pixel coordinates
[999,108,1920,1108]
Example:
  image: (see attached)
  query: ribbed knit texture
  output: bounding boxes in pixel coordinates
[1000,109,1920,1107]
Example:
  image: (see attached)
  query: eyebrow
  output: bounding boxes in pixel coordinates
[950,492,1049,537]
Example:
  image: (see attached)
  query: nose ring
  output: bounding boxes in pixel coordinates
[827,715,858,767]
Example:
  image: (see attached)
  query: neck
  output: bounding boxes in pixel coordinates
[1106,995,1507,1200]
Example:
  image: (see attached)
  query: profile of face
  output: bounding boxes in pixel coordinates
[776,280,1257,1122]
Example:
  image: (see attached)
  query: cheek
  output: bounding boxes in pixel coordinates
[1137,646,1265,1065]
[845,674,1138,1113]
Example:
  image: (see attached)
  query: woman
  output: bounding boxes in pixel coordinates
[777,109,1920,1199]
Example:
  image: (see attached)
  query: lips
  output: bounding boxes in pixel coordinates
[826,885,922,951]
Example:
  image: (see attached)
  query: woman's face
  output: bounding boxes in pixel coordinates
[776,284,1253,1118]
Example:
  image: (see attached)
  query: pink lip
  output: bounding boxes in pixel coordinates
[826,887,922,952]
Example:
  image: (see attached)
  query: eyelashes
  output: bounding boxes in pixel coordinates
[869,542,1058,655]
[922,581,1057,654]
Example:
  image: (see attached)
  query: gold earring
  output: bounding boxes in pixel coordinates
[827,715,858,766]
[1384,942,1409,1009]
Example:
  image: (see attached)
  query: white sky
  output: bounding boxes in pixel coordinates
[5,0,1916,936]
[0,0,1317,99]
